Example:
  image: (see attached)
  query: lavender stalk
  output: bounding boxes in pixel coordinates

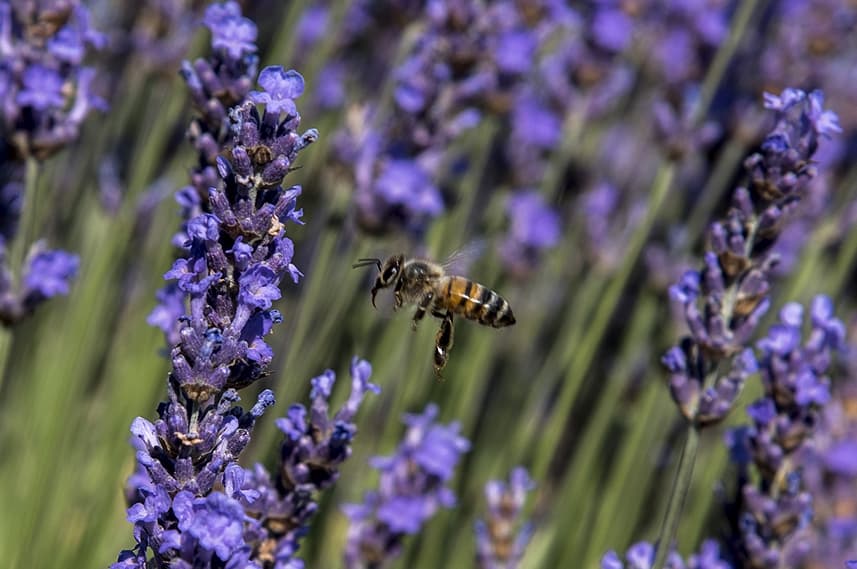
[475,466,535,569]
[0,1,105,326]
[236,358,379,567]
[725,296,844,568]
[112,2,318,565]
[654,89,841,568]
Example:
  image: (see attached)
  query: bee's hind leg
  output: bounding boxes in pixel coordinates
[412,292,434,330]
[433,312,454,378]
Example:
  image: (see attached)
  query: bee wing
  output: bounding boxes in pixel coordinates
[441,239,486,275]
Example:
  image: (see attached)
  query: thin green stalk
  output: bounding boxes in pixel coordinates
[652,423,700,569]
[577,383,677,567]
[550,295,658,558]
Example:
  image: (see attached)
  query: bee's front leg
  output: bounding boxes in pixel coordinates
[393,279,404,311]
[433,312,454,378]
[412,292,434,331]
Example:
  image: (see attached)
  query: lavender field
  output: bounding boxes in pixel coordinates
[0,1,855,568]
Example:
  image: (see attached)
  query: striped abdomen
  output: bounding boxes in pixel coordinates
[437,275,515,327]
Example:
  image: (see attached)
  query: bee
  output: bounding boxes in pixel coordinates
[352,254,515,375]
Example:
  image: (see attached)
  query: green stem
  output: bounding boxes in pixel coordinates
[652,423,700,569]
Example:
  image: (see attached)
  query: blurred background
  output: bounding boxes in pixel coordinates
[0,1,856,568]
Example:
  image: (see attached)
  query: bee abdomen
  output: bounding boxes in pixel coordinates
[445,276,515,327]
[477,286,515,327]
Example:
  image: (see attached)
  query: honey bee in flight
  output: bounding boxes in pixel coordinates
[352,254,515,375]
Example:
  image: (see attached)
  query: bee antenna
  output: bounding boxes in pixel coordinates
[352,258,382,271]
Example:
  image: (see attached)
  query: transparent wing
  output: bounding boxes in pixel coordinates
[441,239,486,275]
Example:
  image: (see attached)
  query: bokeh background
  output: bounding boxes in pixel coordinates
[0,1,856,568]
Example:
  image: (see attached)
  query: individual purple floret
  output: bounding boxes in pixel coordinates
[343,403,471,568]
[499,190,561,277]
[602,539,732,569]
[665,89,840,427]
[475,467,535,569]
[724,296,845,569]
[231,358,379,567]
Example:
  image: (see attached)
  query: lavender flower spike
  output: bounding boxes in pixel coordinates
[725,295,844,569]
[476,467,536,569]
[343,403,471,569]
[114,4,317,565]
[665,88,840,427]
[233,357,379,568]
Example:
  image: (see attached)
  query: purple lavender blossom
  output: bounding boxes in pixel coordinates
[757,0,857,131]
[150,1,317,343]
[475,467,535,569]
[0,239,79,325]
[665,89,840,427]
[0,1,105,159]
[114,3,318,563]
[725,296,844,569]
[233,358,379,567]
[335,0,578,238]
[602,539,732,569]
[499,190,561,277]
[182,1,259,130]
[343,403,471,568]
[798,375,857,568]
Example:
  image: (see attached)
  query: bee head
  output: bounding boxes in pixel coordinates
[352,255,404,308]
[379,255,404,286]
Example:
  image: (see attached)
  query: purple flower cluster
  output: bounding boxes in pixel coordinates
[233,359,379,567]
[343,403,471,568]
[114,393,274,568]
[475,467,535,569]
[173,1,261,241]
[602,540,731,569]
[116,359,378,569]
[114,3,322,565]
[799,377,857,567]
[332,0,574,238]
[0,239,79,325]
[148,2,317,346]
[499,191,561,277]
[663,89,841,427]
[757,0,857,131]
[335,0,491,237]
[0,1,106,159]
[724,296,845,569]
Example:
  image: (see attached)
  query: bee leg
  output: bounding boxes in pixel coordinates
[393,279,404,311]
[434,313,454,377]
[412,292,434,331]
